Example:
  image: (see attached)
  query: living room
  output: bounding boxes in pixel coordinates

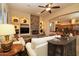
[0,3,79,56]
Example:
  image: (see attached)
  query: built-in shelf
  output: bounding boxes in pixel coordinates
[11,16,30,35]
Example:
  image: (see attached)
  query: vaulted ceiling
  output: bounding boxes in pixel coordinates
[7,3,72,15]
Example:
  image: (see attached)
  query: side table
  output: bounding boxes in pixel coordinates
[48,37,76,56]
[0,44,23,56]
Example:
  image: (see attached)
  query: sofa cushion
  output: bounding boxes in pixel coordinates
[43,36,56,41]
[44,35,61,41]
[31,35,61,49]
[31,38,47,49]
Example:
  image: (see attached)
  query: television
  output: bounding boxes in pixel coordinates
[20,27,29,34]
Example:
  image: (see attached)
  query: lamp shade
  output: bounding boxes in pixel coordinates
[0,24,15,35]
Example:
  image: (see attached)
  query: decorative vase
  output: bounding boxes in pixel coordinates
[1,40,13,52]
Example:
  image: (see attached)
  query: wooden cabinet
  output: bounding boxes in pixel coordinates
[48,37,76,56]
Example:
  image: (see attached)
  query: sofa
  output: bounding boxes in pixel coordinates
[26,35,61,56]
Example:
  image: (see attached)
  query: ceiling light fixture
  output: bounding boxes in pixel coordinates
[46,8,51,11]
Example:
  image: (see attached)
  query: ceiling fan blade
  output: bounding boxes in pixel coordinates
[41,9,45,13]
[48,10,51,14]
[38,6,46,8]
[51,6,60,9]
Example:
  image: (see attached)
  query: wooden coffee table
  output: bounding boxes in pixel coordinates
[0,44,23,56]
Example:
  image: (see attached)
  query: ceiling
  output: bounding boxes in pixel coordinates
[51,11,79,22]
[7,3,72,15]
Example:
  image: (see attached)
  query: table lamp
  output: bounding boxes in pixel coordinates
[0,24,15,52]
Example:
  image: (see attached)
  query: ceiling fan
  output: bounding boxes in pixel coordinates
[38,3,60,14]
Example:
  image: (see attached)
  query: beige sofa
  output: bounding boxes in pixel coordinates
[26,35,61,56]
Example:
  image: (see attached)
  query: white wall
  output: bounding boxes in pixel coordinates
[40,16,50,36]
[41,4,79,36]
[7,8,30,23]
